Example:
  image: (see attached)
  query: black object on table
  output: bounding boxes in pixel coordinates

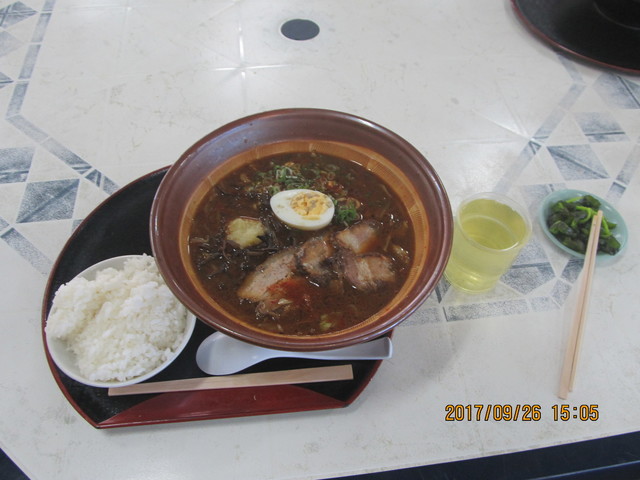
[512,0,640,74]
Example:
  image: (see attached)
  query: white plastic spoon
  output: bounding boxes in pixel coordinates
[196,331,393,375]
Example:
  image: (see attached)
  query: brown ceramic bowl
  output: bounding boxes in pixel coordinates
[150,109,452,351]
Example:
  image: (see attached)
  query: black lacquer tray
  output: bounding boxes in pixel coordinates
[41,167,383,428]
[512,0,640,74]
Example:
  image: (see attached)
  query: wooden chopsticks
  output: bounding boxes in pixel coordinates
[558,210,603,399]
[108,364,353,396]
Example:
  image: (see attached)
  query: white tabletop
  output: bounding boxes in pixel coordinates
[1,0,639,479]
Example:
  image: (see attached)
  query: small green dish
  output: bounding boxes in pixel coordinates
[538,189,628,265]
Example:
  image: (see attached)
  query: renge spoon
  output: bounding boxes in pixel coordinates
[196,331,393,375]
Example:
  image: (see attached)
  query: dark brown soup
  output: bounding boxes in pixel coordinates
[189,152,413,335]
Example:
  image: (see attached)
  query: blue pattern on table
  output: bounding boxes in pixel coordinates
[0,146,33,183]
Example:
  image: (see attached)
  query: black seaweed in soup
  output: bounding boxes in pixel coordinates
[188,152,413,335]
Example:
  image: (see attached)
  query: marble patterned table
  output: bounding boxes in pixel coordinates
[1,0,639,479]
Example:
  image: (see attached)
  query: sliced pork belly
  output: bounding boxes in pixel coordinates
[296,234,335,285]
[333,220,381,254]
[342,252,396,292]
[237,248,297,302]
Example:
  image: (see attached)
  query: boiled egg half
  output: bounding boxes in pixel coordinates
[270,189,335,231]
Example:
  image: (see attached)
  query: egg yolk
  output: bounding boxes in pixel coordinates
[289,191,331,220]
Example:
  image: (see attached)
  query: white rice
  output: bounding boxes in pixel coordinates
[46,255,188,382]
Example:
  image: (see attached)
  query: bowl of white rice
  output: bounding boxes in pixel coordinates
[45,254,196,388]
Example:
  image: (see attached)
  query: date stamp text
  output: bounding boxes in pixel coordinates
[444,404,599,422]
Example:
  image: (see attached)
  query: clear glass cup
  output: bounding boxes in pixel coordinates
[444,192,532,293]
